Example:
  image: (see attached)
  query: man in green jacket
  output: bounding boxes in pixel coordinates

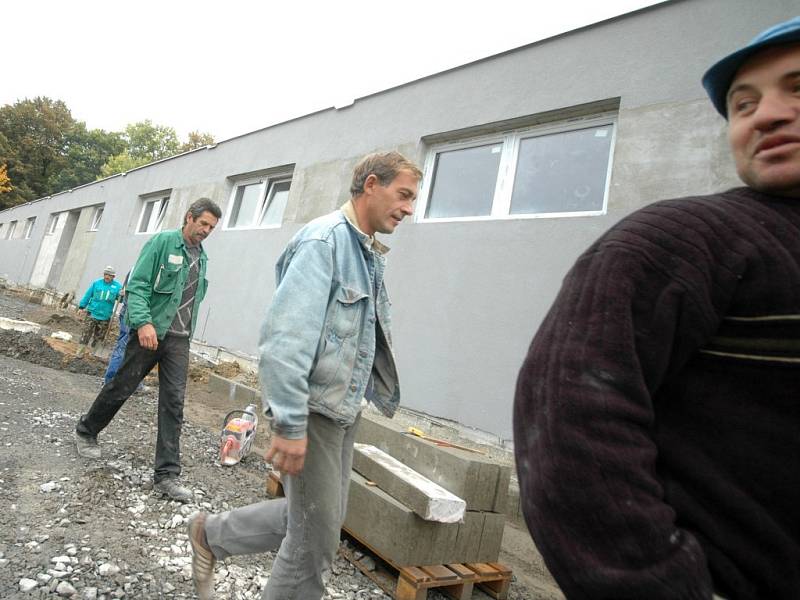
[75,198,221,503]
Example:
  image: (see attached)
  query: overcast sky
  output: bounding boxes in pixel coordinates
[5,0,662,142]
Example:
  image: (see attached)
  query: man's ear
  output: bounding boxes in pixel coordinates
[362,173,379,195]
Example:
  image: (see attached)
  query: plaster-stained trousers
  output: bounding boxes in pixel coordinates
[204,412,361,600]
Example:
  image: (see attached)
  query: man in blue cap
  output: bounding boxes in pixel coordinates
[513,17,800,600]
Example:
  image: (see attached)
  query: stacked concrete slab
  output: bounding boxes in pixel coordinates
[352,443,466,523]
[345,413,511,567]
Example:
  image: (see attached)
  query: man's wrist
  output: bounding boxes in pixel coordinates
[273,424,307,440]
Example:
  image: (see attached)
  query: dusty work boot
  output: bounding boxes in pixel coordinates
[187,512,216,599]
[154,478,193,503]
[75,431,101,459]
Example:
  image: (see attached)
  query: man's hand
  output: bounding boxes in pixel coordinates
[137,323,158,351]
[265,435,308,476]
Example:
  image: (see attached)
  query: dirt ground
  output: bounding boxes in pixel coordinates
[0,287,563,599]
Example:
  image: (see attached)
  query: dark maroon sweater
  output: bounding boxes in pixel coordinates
[513,188,800,600]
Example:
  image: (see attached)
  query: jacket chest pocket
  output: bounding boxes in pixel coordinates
[328,286,369,339]
[154,264,181,294]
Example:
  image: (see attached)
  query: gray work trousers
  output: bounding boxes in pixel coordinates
[204,411,361,600]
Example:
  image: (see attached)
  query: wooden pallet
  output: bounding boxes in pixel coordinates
[341,528,511,600]
[268,471,512,599]
[266,470,284,497]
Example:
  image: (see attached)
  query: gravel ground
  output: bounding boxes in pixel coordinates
[0,288,558,599]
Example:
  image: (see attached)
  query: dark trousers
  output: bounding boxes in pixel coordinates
[76,332,191,483]
[80,317,109,346]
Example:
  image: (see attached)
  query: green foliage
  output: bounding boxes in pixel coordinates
[98,121,214,178]
[124,120,180,161]
[0,97,215,207]
[98,151,151,179]
[50,124,124,191]
[180,130,215,153]
[0,97,74,208]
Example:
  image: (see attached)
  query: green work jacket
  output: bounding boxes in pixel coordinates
[125,228,209,339]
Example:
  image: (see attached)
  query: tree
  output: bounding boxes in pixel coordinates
[99,151,150,179]
[50,124,124,190]
[125,120,180,161]
[99,120,182,178]
[0,97,128,208]
[179,130,215,153]
[0,97,74,206]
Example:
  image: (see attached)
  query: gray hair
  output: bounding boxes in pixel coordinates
[184,197,221,225]
[350,152,422,198]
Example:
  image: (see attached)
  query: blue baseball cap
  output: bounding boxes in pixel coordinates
[702,16,800,118]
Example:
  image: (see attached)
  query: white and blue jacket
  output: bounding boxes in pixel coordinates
[259,204,400,438]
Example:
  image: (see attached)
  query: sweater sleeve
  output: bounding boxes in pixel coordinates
[78,281,95,309]
[513,219,734,599]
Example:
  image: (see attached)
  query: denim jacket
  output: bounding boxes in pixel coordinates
[259,205,400,439]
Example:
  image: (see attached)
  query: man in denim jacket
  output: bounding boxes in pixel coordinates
[187,152,421,600]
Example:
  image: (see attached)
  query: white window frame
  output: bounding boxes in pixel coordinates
[7,220,18,239]
[46,213,60,235]
[416,113,617,223]
[23,217,36,239]
[89,205,104,231]
[136,195,170,234]
[224,175,292,230]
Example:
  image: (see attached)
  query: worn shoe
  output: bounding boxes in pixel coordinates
[75,431,101,459]
[154,478,193,503]
[187,512,216,600]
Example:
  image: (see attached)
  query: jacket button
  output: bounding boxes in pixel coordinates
[359,350,367,357]
[350,384,357,392]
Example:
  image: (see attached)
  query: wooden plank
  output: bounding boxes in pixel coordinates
[396,577,426,600]
[446,564,476,580]
[488,562,512,576]
[420,564,458,582]
[338,541,396,597]
[477,577,511,600]
[341,529,514,600]
[400,566,433,584]
[266,471,284,497]
[440,581,474,600]
[465,563,496,577]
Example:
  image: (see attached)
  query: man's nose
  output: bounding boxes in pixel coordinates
[752,92,797,131]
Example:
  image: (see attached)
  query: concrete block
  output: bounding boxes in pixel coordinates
[0,317,41,334]
[346,472,492,566]
[352,443,466,523]
[356,415,510,513]
[452,511,484,560]
[208,373,260,405]
[492,463,512,516]
[478,512,505,563]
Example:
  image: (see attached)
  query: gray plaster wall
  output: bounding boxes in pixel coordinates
[58,208,99,296]
[30,212,66,288]
[0,0,795,441]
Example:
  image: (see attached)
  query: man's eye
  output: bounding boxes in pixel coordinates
[732,98,757,114]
